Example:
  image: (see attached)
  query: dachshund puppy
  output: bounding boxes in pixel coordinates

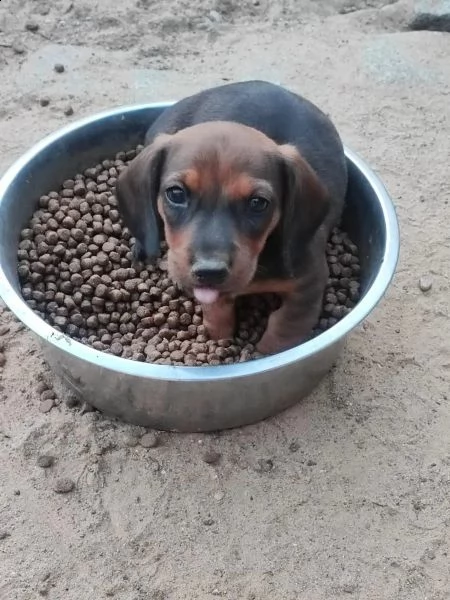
[116,80,348,355]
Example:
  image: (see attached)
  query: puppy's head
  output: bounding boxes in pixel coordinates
[116,121,329,304]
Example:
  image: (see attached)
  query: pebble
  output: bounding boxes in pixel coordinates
[37,455,55,468]
[202,450,221,465]
[0,531,11,540]
[306,459,317,466]
[39,399,54,413]
[0,353,5,367]
[140,432,159,448]
[39,97,50,107]
[124,435,140,448]
[0,326,10,336]
[419,275,433,292]
[41,389,56,401]
[54,63,65,73]
[12,43,26,55]
[64,105,74,116]
[25,22,39,32]
[208,10,222,22]
[202,517,215,526]
[53,478,75,493]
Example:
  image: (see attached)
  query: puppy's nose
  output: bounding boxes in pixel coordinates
[192,260,229,286]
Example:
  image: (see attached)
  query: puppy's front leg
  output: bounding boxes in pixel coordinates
[201,295,236,341]
[257,263,327,355]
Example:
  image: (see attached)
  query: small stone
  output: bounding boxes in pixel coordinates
[53,478,75,494]
[12,43,26,55]
[306,459,317,466]
[39,399,54,413]
[202,517,215,526]
[37,455,54,468]
[124,435,140,448]
[209,9,222,22]
[419,275,432,292]
[25,22,39,32]
[0,353,5,367]
[41,389,56,401]
[54,63,65,73]
[39,97,50,107]
[202,450,221,465]
[140,432,159,448]
[64,105,74,116]
[0,325,10,336]
[0,531,11,540]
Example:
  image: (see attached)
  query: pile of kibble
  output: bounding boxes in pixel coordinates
[17,146,361,366]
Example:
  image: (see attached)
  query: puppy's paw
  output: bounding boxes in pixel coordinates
[201,297,236,341]
[257,320,307,355]
[204,320,235,341]
[257,332,293,355]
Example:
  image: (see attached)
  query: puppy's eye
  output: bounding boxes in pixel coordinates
[165,186,188,207]
[248,197,270,213]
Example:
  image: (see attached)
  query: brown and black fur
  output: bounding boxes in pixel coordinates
[116,80,348,354]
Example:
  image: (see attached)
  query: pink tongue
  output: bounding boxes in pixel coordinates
[193,288,219,304]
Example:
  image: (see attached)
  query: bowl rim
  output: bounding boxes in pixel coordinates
[0,102,400,382]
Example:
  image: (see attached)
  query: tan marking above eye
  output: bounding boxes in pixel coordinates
[223,174,254,201]
[183,169,201,194]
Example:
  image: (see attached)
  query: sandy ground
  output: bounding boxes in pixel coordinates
[1,0,450,598]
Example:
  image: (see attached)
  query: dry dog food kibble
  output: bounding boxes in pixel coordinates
[17,147,361,366]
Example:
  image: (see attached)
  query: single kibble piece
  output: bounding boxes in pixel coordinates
[37,455,55,468]
[140,432,159,448]
[53,478,75,494]
[419,275,432,293]
[202,450,222,465]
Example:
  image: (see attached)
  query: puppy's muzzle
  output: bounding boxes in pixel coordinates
[191,259,229,287]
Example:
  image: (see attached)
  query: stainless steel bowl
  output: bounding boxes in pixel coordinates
[0,103,399,432]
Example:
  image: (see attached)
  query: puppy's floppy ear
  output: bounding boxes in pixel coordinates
[278,144,330,275]
[116,134,171,261]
